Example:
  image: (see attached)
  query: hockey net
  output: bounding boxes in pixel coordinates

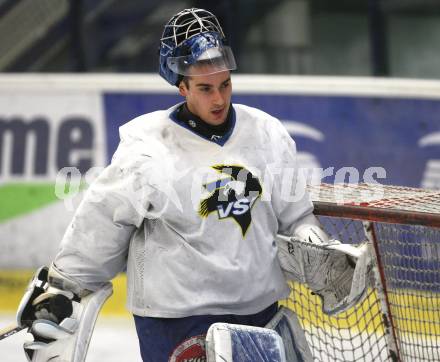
[283,183,440,362]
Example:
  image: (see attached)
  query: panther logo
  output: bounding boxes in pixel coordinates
[198,165,263,236]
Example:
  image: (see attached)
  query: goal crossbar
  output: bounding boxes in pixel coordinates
[308,183,440,227]
[314,202,440,227]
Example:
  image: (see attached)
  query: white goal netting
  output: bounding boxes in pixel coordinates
[282,183,440,362]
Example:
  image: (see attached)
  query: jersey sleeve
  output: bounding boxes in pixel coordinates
[269,119,316,236]
[53,130,155,292]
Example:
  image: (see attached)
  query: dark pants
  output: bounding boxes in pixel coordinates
[134,303,278,362]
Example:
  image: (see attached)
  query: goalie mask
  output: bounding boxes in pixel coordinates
[159,8,237,86]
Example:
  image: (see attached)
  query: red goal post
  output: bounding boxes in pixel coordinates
[310,183,440,227]
[282,183,440,362]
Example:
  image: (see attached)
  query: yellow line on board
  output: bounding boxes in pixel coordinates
[0,271,439,336]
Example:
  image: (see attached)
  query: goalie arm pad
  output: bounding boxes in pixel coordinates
[276,225,373,315]
[47,263,91,298]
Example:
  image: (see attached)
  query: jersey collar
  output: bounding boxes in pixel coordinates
[170,103,236,146]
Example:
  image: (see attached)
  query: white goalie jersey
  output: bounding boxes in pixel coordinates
[53,103,317,318]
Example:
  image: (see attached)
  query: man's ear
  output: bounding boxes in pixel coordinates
[178,81,188,97]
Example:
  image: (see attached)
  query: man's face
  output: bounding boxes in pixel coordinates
[178,70,232,126]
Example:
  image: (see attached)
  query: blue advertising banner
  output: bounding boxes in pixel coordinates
[103,92,440,188]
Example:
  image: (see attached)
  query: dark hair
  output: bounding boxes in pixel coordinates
[181,76,191,89]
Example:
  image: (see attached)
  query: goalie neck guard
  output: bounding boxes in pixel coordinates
[159,8,237,86]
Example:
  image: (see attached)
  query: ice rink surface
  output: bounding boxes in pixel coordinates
[0,314,143,362]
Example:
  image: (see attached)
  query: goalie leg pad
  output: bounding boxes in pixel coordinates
[265,307,313,362]
[206,323,286,362]
[24,282,113,362]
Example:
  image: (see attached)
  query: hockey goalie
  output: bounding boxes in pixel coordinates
[7,6,374,362]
